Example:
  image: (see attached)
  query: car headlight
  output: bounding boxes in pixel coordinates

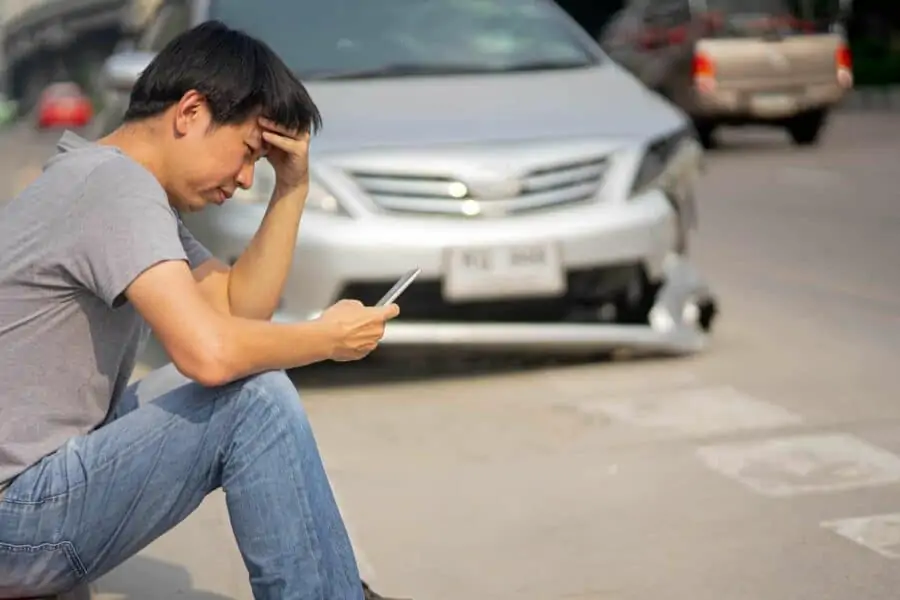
[231,159,347,215]
[630,127,695,197]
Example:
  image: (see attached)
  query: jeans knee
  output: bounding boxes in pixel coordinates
[245,369,297,398]
[238,370,308,424]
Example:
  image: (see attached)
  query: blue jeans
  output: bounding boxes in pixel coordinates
[0,365,364,600]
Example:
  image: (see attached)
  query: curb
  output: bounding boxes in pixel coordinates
[837,86,900,111]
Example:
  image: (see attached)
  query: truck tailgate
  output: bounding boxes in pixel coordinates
[696,33,844,89]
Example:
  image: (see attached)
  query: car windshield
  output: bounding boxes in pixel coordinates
[208,0,599,80]
[699,0,820,35]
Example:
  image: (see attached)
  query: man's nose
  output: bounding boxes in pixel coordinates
[236,163,255,190]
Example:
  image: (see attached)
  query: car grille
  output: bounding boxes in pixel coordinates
[349,156,609,217]
[339,264,645,324]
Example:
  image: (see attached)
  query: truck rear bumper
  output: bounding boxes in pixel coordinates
[688,82,847,122]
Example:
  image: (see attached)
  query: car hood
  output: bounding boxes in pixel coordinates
[305,64,686,155]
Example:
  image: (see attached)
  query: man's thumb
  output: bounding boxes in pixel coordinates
[381,303,401,320]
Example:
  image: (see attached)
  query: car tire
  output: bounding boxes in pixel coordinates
[693,121,717,149]
[786,109,826,146]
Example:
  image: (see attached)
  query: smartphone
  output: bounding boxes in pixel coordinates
[376,268,421,306]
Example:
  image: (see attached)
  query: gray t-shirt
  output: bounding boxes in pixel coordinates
[0,131,212,486]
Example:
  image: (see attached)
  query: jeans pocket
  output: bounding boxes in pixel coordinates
[0,541,86,598]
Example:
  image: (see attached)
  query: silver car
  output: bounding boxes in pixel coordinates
[97,0,715,355]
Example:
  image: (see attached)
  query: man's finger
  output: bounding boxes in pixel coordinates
[380,303,400,320]
[259,117,309,140]
[258,117,295,136]
[261,130,299,152]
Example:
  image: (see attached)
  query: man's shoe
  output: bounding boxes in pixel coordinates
[362,580,410,600]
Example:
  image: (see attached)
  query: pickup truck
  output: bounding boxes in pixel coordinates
[599,0,853,148]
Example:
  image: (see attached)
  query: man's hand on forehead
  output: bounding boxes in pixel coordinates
[258,116,311,193]
[259,117,307,138]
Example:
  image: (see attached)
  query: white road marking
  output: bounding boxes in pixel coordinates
[538,365,701,399]
[822,513,900,559]
[697,433,900,497]
[558,385,802,437]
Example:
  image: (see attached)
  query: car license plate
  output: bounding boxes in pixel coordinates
[751,93,797,116]
[443,243,565,302]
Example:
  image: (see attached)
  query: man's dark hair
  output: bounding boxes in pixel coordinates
[124,20,322,133]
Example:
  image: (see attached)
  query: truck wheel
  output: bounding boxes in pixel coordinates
[787,110,826,146]
[694,121,717,149]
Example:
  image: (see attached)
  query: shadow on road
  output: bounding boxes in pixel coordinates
[288,351,617,389]
[95,556,237,600]
[705,128,814,155]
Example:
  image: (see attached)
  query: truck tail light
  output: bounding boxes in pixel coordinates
[693,51,716,93]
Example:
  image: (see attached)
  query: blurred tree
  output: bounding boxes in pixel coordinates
[553,0,624,38]
[846,0,900,85]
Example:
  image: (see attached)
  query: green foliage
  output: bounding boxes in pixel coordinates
[850,36,900,86]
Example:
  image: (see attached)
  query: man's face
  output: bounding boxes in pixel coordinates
[165,92,268,212]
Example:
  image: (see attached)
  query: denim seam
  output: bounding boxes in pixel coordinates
[0,540,87,578]
[62,541,88,578]
[290,447,326,600]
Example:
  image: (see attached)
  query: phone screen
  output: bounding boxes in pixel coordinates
[376,268,421,306]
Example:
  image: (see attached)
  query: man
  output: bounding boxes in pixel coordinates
[0,21,406,600]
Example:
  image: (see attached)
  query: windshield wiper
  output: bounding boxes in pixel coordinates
[303,58,594,81]
[499,58,595,72]
[303,63,499,80]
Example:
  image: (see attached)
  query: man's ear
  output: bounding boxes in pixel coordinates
[173,90,208,136]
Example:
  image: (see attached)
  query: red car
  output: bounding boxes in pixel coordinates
[37,82,93,129]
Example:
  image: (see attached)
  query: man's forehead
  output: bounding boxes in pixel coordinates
[240,121,266,149]
[242,120,263,141]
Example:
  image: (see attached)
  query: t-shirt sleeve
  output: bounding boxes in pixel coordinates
[177,215,213,268]
[66,156,190,308]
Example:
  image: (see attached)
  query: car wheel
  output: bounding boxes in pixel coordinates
[786,109,826,146]
[693,120,717,149]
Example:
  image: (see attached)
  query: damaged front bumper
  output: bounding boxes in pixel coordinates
[379,254,717,357]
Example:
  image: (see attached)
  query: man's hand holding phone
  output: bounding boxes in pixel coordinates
[317,299,400,362]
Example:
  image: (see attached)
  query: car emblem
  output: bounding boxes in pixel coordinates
[463,173,523,200]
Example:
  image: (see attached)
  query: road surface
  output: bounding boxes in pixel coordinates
[2,113,899,600]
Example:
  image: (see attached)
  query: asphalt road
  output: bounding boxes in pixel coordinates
[2,113,899,600]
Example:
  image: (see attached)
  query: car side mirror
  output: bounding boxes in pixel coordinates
[102,51,156,93]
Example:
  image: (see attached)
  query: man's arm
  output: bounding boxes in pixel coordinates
[225,183,306,319]
[192,120,312,320]
[191,258,234,316]
[126,259,398,386]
